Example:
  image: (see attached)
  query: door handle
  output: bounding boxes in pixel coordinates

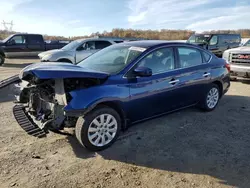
[203,72,211,77]
[169,79,179,85]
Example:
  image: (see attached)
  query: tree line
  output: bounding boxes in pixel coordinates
[1,28,250,41]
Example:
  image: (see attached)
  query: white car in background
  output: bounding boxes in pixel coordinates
[38,38,123,64]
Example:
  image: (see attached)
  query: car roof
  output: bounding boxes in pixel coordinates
[194,33,240,36]
[120,40,191,48]
[75,38,121,43]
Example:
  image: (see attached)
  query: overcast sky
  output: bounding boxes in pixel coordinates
[0,0,250,37]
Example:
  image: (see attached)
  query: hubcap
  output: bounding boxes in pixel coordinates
[88,114,118,147]
[206,87,219,109]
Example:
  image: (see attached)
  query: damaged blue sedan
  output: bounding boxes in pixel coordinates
[14,41,230,151]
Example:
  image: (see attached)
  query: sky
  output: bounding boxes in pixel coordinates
[0,0,250,37]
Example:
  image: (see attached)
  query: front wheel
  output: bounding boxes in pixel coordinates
[200,84,220,111]
[75,105,121,151]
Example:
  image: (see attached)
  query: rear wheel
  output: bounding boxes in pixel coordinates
[75,105,121,151]
[0,54,5,66]
[200,84,220,111]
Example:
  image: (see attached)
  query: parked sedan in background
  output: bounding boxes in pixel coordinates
[14,41,230,151]
[38,38,123,64]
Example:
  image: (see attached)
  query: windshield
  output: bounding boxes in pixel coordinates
[78,44,146,74]
[187,35,210,43]
[62,39,83,50]
[243,40,250,47]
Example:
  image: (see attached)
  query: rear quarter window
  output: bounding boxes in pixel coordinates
[202,51,212,63]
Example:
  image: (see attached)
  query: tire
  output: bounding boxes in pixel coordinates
[75,105,121,151]
[200,84,220,111]
[0,54,5,66]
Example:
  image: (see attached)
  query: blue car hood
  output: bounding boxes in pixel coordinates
[20,62,109,79]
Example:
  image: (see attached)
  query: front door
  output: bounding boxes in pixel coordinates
[4,35,28,58]
[75,41,98,63]
[126,47,184,122]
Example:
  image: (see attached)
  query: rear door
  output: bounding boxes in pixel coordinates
[26,35,45,56]
[175,46,212,105]
[3,35,28,57]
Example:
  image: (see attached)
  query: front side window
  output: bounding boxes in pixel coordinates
[177,47,203,68]
[78,44,146,74]
[209,36,218,45]
[9,36,26,45]
[137,47,175,74]
[85,41,95,50]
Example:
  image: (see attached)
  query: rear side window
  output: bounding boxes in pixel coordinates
[202,51,212,62]
[27,35,43,44]
[177,47,203,68]
[95,41,112,49]
[221,35,241,44]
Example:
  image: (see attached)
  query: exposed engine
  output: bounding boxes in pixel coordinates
[15,76,102,131]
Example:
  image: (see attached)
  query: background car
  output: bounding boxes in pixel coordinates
[187,33,241,57]
[0,33,69,65]
[223,39,250,79]
[38,38,124,64]
[14,41,230,151]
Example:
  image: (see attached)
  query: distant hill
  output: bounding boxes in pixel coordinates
[1,28,250,41]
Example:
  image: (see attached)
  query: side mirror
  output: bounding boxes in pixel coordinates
[7,39,15,45]
[134,67,152,77]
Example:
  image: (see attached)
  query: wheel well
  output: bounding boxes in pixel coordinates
[212,81,223,97]
[0,52,5,58]
[57,58,72,63]
[97,101,127,131]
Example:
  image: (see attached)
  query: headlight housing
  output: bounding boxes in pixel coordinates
[42,54,53,61]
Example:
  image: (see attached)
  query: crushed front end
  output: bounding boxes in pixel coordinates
[13,77,76,136]
[12,62,108,137]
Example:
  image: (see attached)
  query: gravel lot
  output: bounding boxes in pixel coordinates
[0,58,250,188]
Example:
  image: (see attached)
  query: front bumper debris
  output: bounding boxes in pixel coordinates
[13,105,47,138]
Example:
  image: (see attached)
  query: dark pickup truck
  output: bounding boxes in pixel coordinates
[187,33,241,57]
[0,34,69,65]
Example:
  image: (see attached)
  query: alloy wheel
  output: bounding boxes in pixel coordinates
[87,114,118,147]
[206,87,219,109]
